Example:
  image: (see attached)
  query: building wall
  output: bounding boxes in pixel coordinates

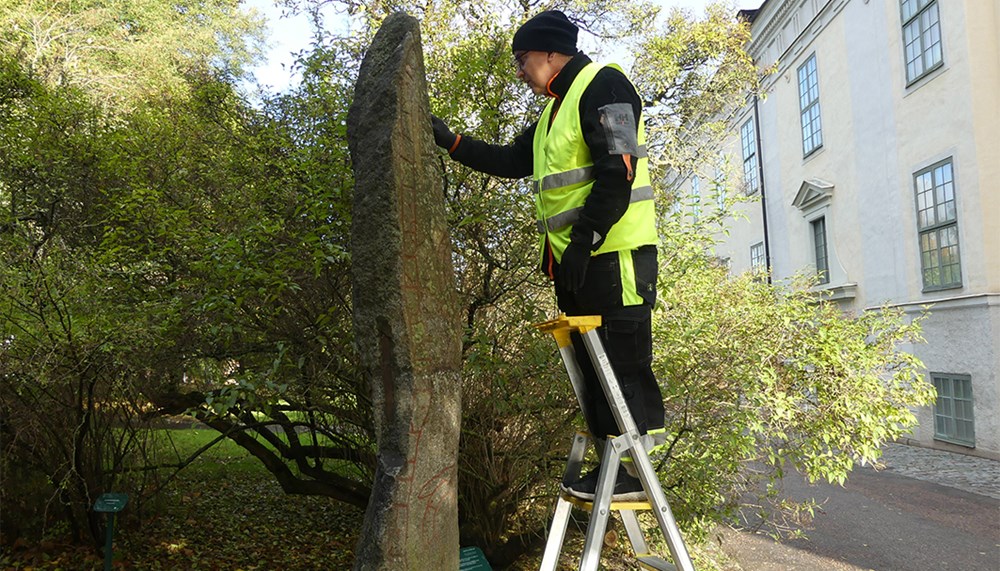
[902,301,999,456]
[716,0,999,458]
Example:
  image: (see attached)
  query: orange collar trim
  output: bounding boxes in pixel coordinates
[546,71,561,99]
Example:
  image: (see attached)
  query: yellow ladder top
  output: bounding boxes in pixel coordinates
[533,314,603,347]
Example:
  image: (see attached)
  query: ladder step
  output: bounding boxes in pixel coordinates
[637,555,677,571]
[559,491,652,511]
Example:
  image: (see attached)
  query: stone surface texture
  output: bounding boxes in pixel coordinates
[346,12,462,571]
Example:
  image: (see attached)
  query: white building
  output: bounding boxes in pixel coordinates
[711,0,999,459]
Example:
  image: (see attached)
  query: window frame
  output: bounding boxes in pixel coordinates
[913,158,962,292]
[750,241,766,274]
[715,166,726,212]
[900,0,944,85]
[740,118,759,195]
[797,54,823,158]
[811,216,830,285]
[691,175,701,222]
[931,372,975,447]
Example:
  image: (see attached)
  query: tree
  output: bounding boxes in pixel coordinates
[0,49,374,545]
[630,2,761,192]
[0,60,173,546]
[0,0,265,109]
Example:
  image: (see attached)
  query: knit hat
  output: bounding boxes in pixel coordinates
[511,10,578,55]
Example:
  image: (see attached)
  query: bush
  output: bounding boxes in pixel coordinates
[649,221,935,539]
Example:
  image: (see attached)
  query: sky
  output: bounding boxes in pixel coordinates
[243,0,741,92]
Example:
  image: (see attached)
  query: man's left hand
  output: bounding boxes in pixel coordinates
[431,115,457,150]
[559,242,591,292]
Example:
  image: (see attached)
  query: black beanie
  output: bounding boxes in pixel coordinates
[511,10,578,55]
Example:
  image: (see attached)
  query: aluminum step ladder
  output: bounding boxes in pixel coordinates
[534,315,695,571]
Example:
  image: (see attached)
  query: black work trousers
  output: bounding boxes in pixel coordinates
[553,245,664,439]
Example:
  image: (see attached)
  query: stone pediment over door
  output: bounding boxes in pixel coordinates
[792,178,834,212]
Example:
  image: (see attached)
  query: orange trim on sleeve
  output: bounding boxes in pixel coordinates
[621,153,635,181]
[448,134,462,154]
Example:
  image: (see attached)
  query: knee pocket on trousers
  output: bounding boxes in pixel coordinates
[607,318,638,335]
[603,318,646,363]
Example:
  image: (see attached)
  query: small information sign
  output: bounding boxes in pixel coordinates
[94,493,129,513]
[459,546,491,570]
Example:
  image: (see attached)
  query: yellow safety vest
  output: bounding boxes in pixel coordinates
[532,62,657,283]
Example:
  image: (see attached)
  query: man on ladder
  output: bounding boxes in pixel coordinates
[431,9,664,502]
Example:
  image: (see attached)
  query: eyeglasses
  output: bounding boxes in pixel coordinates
[514,51,530,71]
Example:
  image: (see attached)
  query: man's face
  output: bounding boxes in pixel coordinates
[514,51,556,96]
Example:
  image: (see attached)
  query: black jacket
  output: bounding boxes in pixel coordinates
[448,52,643,252]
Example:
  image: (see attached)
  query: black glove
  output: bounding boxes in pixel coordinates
[431,115,457,150]
[559,242,591,293]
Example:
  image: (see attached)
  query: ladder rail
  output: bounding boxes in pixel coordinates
[580,328,642,439]
[557,343,600,447]
[541,432,588,571]
[578,440,626,570]
[539,498,573,571]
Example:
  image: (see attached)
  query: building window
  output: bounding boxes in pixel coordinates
[932,373,975,447]
[715,167,726,211]
[740,118,759,194]
[811,217,829,284]
[797,54,823,157]
[691,175,701,222]
[914,159,961,290]
[750,241,765,273]
[901,0,943,84]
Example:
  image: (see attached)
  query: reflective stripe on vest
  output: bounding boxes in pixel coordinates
[532,62,657,266]
[536,185,654,233]
[531,145,648,195]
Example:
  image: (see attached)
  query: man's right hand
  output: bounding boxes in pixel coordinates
[431,115,457,150]
[558,241,591,293]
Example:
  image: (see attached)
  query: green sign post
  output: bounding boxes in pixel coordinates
[93,493,129,571]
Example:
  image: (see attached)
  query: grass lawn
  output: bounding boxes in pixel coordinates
[2,427,364,570]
